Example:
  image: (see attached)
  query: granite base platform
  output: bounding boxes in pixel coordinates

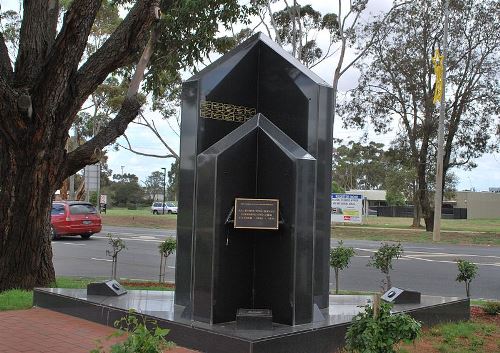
[34,288,469,353]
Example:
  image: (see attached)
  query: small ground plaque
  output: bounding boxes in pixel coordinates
[234,198,279,230]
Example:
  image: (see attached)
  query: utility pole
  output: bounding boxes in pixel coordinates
[433,0,449,242]
[161,167,167,215]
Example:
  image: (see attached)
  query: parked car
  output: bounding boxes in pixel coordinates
[151,202,178,215]
[50,201,102,240]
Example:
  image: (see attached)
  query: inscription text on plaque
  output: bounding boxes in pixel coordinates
[234,198,279,230]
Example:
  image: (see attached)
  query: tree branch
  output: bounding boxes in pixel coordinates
[31,0,102,119]
[265,1,282,45]
[63,23,160,178]
[117,135,176,159]
[64,96,142,178]
[0,32,13,81]
[14,0,60,85]
[138,112,179,158]
[339,1,412,77]
[59,0,161,129]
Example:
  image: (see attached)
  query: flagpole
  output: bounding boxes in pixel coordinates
[433,0,449,242]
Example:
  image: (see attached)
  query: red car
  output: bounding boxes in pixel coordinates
[50,201,102,240]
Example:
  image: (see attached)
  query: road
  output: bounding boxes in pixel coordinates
[52,226,500,299]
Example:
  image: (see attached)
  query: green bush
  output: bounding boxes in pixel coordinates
[346,302,421,353]
[455,259,479,297]
[127,203,138,210]
[91,310,175,353]
[368,242,404,291]
[330,241,356,294]
[483,301,500,315]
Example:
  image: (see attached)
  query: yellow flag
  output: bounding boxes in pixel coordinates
[432,49,444,104]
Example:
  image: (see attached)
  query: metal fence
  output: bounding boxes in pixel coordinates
[371,206,467,219]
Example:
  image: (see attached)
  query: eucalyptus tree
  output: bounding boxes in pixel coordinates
[332,141,386,191]
[144,170,164,201]
[0,0,248,291]
[340,0,499,230]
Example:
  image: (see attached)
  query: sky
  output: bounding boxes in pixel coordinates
[2,0,499,191]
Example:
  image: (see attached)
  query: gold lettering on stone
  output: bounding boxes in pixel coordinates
[200,101,256,123]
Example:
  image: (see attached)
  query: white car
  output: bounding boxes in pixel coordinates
[151,202,178,215]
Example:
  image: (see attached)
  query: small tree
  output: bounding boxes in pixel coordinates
[91,310,175,353]
[158,238,176,283]
[106,233,127,280]
[368,243,404,292]
[346,302,421,353]
[329,241,356,294]
[456,259,478,298]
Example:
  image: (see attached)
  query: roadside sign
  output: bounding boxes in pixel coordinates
[331,193,363,224]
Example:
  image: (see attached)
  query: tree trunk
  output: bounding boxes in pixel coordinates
[412,182,422,228]
[335,268,339,294]
[416,153,433,232]
[0,148,59,291]
[386,274,392,292]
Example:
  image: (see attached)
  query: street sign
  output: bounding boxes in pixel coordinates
[331,193,363,224]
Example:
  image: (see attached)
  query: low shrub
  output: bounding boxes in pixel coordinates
[345,302,421,353]
[91,310,175,353]
[483,301,500,315]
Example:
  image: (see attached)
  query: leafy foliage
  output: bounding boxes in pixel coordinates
[158,239,176,258]
[158,238,176,283]
[482,301,500,315]
[106,233,127,279]
[332,141,386,191]
[368,243,404,291]
[330,241,356,294]
[166,159,179,201]
[331,180,345,193]
[144,171,165,202]
[110,173,144,207]
[251,0,340,67]
[345,302,421,353]
[106,233,127,259]
[330,241,356,271]
[455,259,478,297]
[91,310,174,353]
[340,0,500,230]
[385,190,406,206]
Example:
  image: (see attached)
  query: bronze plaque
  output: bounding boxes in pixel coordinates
[234,198,279,230]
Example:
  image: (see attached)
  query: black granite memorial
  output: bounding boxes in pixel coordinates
[382,287,421,304]
[87,279,127,296]
[175,32,333,326]
[33,33,470,353]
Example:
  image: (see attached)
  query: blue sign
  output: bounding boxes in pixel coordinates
[331,193,363,199]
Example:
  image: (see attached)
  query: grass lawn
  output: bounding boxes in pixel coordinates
[0,289,33,311]
[397,307,500,353]
[101,207,177,229]
[101,210,499,246]
[333,226,500,246]
[333,217,500,246]
[340,216,500,233]
[0,276,174,311]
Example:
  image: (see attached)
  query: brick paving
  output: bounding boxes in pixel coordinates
[0,308,198,353]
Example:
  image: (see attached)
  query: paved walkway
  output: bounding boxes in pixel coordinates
[0,308,198,353]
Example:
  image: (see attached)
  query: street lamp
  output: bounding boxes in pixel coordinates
[161,167,166,215]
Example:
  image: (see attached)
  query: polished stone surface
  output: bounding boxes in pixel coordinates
[34,288,469,353]
[176,32,334,315]
[35,288,468,339]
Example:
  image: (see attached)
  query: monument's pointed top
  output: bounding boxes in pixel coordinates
[200,113,315,161]
[187,32,330,87]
